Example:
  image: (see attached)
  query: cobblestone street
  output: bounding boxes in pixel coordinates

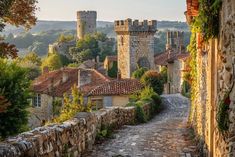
[83,94,198,157]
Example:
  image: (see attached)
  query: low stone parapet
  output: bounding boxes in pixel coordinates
[0,104,152,157]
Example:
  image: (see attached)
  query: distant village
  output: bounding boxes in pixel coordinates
[29,10,189,128]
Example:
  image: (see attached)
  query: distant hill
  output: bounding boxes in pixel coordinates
[2,20,189,36]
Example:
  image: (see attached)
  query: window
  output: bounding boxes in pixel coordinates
[33,94,41,107]
[121,36,124,46]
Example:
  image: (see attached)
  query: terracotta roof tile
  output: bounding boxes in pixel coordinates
[186,0,199,17]
[32,68,110,97]
[88,79,143,96]
[155,51,189,65]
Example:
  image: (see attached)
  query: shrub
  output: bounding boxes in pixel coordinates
[140,70,164,95]
[0,59,31,138]
[135,102,147,123]
[132,67,148,79]
[140,86,155,100]
[52,85,94,123]
[160,66,168,84]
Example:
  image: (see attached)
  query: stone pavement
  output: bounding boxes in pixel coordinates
[83,94,198,157]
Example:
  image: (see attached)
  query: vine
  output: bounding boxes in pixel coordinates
[216,65,235,133]
[193,0,222,41]
[186,31,198,122]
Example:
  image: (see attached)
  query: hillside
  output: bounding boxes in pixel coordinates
[2,20,189,36]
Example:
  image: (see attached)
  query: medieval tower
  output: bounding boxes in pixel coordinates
[115,19,157,78]
[166,31,184,52]
[77,11,97,39]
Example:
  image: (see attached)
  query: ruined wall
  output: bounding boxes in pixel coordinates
[0,104,153,157]
[115,19,157,78]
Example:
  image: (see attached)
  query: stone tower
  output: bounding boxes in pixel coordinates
[77,11,97,39]
[166,31,184,52]
[115,19,157,78]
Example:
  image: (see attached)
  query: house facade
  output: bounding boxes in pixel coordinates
[155,31,189,94]
[87,79,143,108]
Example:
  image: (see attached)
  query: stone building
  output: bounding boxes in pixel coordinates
[30,68,109,128]
[114,19,157,78]
[77,11,97,39]
[87,79,143,108]
[155,31,189,94]
[186,0,235,156]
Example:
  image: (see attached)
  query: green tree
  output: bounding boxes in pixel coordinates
[108,61,118,78]
[41,53,63,71]
[53,85,93,123]
[132,67,148,79]
[17,52,42,80]
[0,59,31,138]
[141,70,164,95]
[20,52,42,66]
[57,34,74,43]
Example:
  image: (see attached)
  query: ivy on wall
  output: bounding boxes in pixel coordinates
[186,0,222,123]
[193,0,222,41]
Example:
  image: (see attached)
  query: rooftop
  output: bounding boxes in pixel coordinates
[88,79,143,96]
[32,68,110,97]
[155,51,189,66]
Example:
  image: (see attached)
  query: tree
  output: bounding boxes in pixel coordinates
[20,52,42,66]
[41,53,63,71]
[132,67,148,79]
[0,59,31,138]
[17,52,42,80]
[108,61,118,78]
[0,0,38,58]
[57,34,74,43]
[53,85,93,123]
[140,70,164,95]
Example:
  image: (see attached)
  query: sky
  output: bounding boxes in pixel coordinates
[36,0,187,22]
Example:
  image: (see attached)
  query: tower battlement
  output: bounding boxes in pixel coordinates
[114,19,157,33]
[166,31,185,52]
[77,11,97,39]
[77,11,97,19]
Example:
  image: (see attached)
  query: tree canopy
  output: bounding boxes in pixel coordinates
[0,0,38,58]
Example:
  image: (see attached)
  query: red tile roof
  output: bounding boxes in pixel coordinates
[32,68,110,97]
[32,68,78,97]
[155,51,189,66]
[88,79,143,96]
[106,55,117,62]
[186,0,199,17]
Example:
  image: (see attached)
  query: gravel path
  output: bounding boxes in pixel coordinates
[83,94,197,157]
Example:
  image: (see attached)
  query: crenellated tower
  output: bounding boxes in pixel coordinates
[166,31,185,52]
[77,11,97,39]
[114,19,157,78]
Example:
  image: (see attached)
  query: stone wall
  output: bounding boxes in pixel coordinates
[28,94,54,129]
[189,0,235,156]
[0,104,151,157]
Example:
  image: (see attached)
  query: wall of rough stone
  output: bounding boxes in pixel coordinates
[28,94,54,129]
[115,19,156,79]
[190,0,235,156]
[0,104,152,157]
